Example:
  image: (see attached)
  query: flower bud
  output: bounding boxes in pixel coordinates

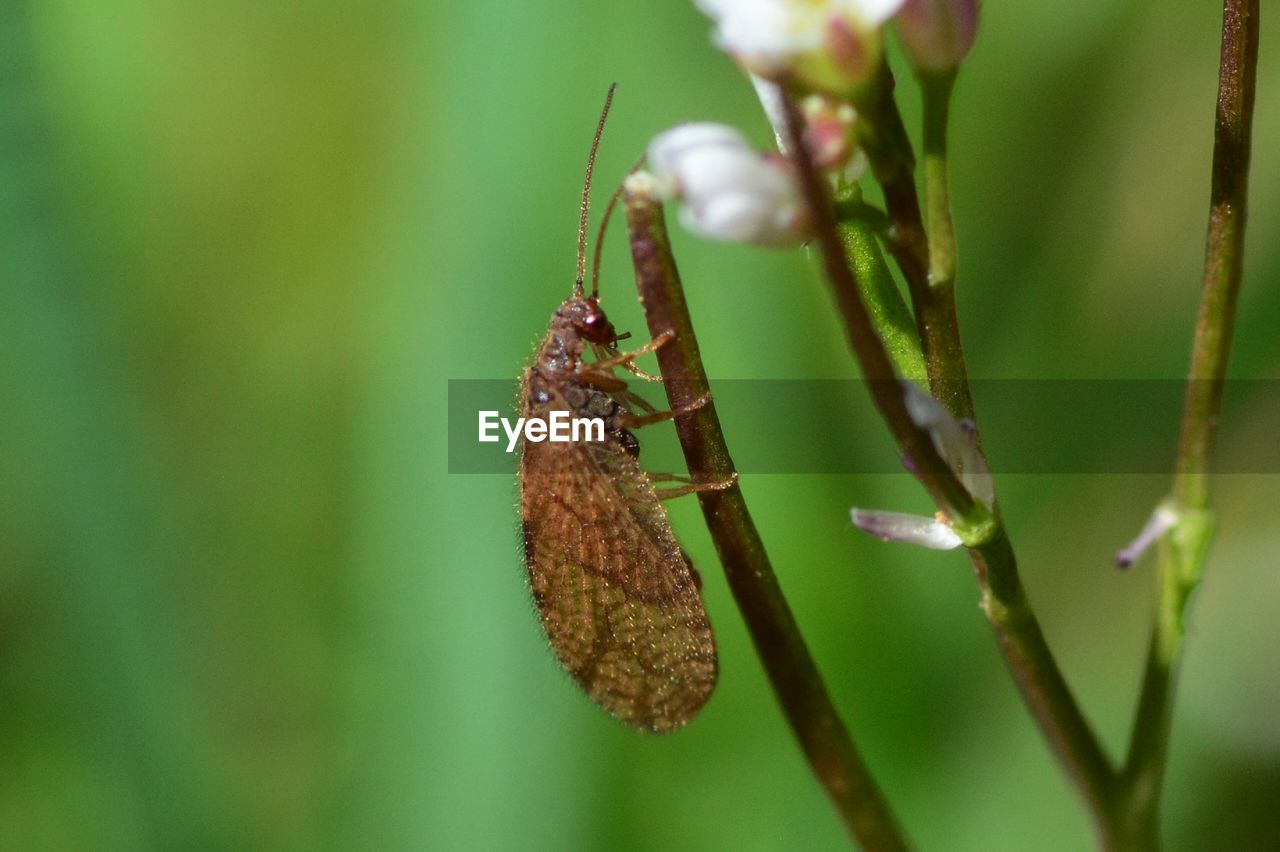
[800,93,867,178]
[646,123,810,247]
[696,0,906,95]
[894,0,978,74]
[851,508,963,550]
[750,77,868,183]
[1116,503,1179,569]
[903,384,994,509]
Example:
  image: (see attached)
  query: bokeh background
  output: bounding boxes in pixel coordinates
[3,1,1279,849]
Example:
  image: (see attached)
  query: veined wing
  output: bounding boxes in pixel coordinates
[518,394,717,733]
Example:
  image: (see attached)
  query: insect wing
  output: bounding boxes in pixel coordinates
[519,385,718,732]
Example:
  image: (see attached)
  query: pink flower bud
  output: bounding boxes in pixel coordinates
[894,0,978,74]
[800,93,865,177]
[750,78,869,181]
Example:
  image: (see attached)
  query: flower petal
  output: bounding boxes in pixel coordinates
[1116,504,1179,568]
[851,508,963,550]
[903,384,994,508]
[646,122,809,246]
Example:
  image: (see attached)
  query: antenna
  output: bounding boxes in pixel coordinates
[591,155,646,298]
[591,182,625,299]
[575,83,617,298]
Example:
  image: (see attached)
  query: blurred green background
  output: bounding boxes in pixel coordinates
[3,1,1278,849]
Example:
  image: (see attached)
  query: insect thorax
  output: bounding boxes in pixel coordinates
[527,315,637,453]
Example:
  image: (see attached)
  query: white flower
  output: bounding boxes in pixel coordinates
[646,123,809,247]
[697,0,905,93]
[849,386,994,553]
[846,0,907,24]
[697,0,829,76]
[750,74,791,154]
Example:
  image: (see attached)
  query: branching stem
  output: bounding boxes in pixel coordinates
[784,85,1122,841]
[855,65,974,422]
[1118,1,1259,846]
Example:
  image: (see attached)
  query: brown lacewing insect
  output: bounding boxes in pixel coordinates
[519,86,729,733]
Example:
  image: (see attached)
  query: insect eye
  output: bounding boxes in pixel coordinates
[574,304,615,343]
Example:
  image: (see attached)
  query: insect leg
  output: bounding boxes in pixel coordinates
[619,361,663,382]
[578,370,628,392]
[655,473,739,501]
[591,343,663,383]
[585,331,674,374]
[616,393,711,429]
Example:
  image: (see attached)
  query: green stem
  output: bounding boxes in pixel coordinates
[835,185,928,384]
[834,197,893,234]
[780,94,976,518]
[1118,1,1259,845]
[922,73,958,297]
[625,181,910,852]
[855,64,974,422]
[791,84,1123,838]
[969,529,1120,839]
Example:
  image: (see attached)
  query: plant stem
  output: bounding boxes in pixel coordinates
[969,531,1120,838]
[624,180,910,852]
[922,73,958,298]
[1118,1,1259,845]
[855,65,974,422]
[783,89,1123,840]
[835,185,928,384]
[780,96,976,518]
